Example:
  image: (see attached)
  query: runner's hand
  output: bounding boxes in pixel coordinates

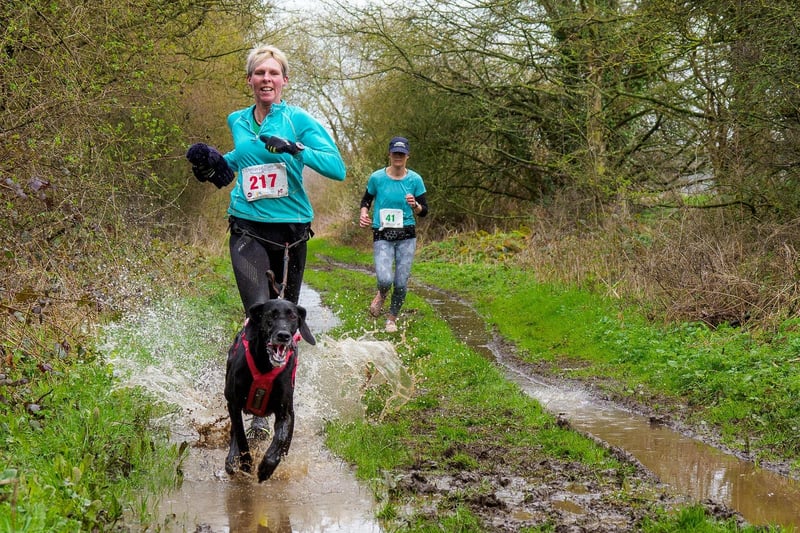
[186,143,234,188]
[259,135,303,155]
[187,143,210,166]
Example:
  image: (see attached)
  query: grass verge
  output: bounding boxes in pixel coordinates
[0,251,238,532]
[0,350,181,531]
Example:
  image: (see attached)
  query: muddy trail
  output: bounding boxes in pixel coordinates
[318,259,800,530]
[416,284,800,530]
[100,273,800,531]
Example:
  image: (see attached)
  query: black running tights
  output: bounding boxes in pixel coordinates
[228,217,309,314]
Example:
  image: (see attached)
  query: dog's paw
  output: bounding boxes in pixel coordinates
[257,458,279,483]
[225,452,252,475]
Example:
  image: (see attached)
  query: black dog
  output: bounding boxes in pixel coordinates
[224,298,315,482]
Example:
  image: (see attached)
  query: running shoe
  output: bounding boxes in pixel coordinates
[247,416,270,440]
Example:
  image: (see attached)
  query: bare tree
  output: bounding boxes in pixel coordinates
[310,0,800,223]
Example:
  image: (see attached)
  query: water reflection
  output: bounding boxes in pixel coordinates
[155,433,380,532]
[555,393,800,528]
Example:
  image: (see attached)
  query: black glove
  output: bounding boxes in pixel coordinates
[259,134,303,155]
[186,142,211,167]
[186,143,235,188]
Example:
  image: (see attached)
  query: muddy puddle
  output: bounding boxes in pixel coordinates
[416,285,800,530]
[100,287,414,532]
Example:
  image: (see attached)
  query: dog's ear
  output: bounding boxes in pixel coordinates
[248,300,268,322]
[295,304,316,345]
[247,300,270,336]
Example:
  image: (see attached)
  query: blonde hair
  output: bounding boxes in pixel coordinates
[245,45,289,78]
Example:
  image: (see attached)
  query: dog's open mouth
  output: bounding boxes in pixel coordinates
[268,342,292,366]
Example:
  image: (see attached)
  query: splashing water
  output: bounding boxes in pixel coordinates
[98,298,231,440]
[299,336,415,426]
[98,286,412,531]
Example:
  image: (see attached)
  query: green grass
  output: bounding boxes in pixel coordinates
[0,354,182,531]
[640,504,783,532]
[305,238,769,532]
[406,239,800,469]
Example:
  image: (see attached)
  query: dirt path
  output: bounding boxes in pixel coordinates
[410,283,800,530]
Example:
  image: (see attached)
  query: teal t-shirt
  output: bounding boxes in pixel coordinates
[366,168,426,229]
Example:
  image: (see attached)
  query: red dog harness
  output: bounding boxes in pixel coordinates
[239,329,302,417]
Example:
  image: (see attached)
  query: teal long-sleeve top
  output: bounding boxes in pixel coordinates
[223,101,346,223]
